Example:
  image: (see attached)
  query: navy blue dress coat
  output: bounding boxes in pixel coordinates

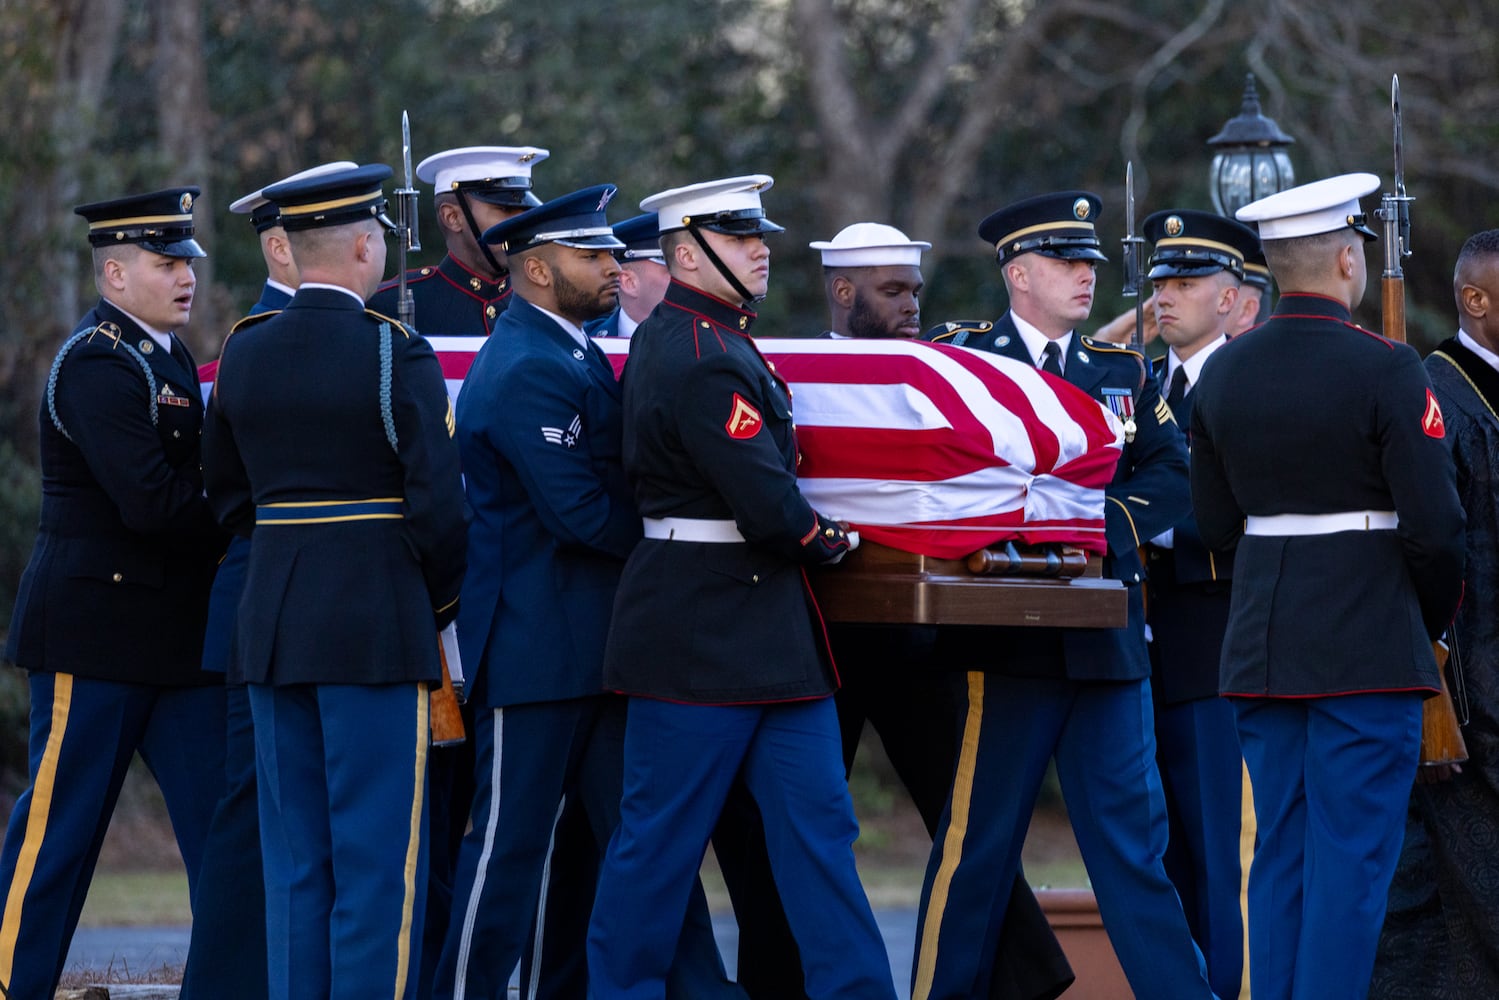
[454,293,641,709]
[369,254,511,338]
[6,299,224,684]
[202,286,467,687]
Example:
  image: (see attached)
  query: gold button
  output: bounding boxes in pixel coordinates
[486,306,497,319]
[824,528,835,538]
[112,572,123,583]
[172,429,181,438]
[739,316,748,330]
[751,574,759,584]
[470,278,482,291]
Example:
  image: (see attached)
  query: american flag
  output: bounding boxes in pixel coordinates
[427,335,1122,560]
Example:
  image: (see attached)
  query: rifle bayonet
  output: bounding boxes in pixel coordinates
[395,110,421,328]
[1377,75,1413,341]
[1121,161,1146,349]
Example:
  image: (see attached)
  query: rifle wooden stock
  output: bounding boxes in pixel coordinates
[1419,640,1468,767]
[1382,275,1407,344]
[431,639,467,747]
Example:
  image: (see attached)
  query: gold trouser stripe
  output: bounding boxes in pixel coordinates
[0,673,74,986]
[913,671,986,1000]
[393,686,430,999]
[1238,758,1256,1000]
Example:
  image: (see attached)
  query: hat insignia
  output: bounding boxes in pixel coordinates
[596,188,615,211]
[1073,198,1091,221]
[1165,215,1184,237]
[180,192,193,213]
[518,152,537,163]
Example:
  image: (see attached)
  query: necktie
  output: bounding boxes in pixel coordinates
[1167,365,1189,407]
[1041,341,1064,377]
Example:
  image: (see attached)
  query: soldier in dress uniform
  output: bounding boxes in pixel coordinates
[916,191,1217,1000]
[228,161,359,315]
[368,145,548,335]
[1139,207,1262,1000]
[0,187,227,1000]
[202,164,467,1000]
[180,161,355,1000]
[588,212,671,338]
[585,175,897,1000]
[1192,174,1465,1000]
[1233,244,1273,333]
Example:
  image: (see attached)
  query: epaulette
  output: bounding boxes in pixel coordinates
[83,320,125,346]
[926,320,992,345]
[1078,335,1142,358]
[366,308,415,338]
[229,310,279,335]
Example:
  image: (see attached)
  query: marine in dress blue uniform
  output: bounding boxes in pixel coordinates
[1193,174,1465,1000]
[915,191,1216,1000]
[585,175,896,1000]
[369,145,549,336]
[0,187,227,1000]
[202,165,468,1000]
[1138,208,1263,1000]
[432,186,736,999]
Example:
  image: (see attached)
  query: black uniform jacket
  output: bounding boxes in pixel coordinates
[202,286,468,687]
[368,254,511,337]
[1191,293,1465,697]
[1147,354,1236,704]
[926,312,1191,682]
[5,299,225,685]
[603,280,849,704]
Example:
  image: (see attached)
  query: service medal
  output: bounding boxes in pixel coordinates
[1101,387,1137,443]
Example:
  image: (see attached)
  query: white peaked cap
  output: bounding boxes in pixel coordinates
[640,175,777,233]
[1236,173,1381,241]
[416,146,551,191]
[809,223,931,267]
[230,160,360,214]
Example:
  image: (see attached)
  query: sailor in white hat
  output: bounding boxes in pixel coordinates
[810,222,930,339]
[1193,171,1465,999]
[230,160,359,315]
[368,144,551,335]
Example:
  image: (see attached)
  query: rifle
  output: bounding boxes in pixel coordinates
[395,110,465,746]
[1121,161,1147,350]
[1375,76,1466,766]
[395,109,422,330]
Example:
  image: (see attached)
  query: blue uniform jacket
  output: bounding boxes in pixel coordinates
[249,281,292,316]
[1146,354,1235,704]
[368,254,512,338]
[202,286,468,687]
[455,293,641,709]
[5,300,225,684]
[926,312,1191,681]
[1191,293,1465,697]
[603,280,850,704]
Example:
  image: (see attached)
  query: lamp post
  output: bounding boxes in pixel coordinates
[1207,74,1297,218]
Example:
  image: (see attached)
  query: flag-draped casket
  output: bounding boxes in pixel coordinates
[207,336,1128,626]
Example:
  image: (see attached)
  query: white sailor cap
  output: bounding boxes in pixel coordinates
[809,223,931,267]
[230,160,359,232]
[416,146,551,207]
[1236,172,1380,242]
[640,175,784,235]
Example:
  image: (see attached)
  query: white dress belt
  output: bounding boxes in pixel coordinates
[642,517,746,543]
[1243,510,1398,536]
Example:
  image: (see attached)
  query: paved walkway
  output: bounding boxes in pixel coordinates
[66,911,922,997]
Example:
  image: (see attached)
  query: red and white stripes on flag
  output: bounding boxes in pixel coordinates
[427,335,1122,561]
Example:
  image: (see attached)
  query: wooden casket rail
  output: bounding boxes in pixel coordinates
[811,541,1126,629]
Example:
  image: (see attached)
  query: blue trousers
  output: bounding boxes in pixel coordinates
[250,682,430,1000]
[0,673,224,1000]
[586,696,896,1000]
[1157,695,1248,1000]
[913,673,1214,1000]
[1233,693,1421,1000]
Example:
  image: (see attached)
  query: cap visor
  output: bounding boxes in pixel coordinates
[556,235,628,250]
[1038,245,1108,263]
[138,237,208,259]
[467,190,543,208]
